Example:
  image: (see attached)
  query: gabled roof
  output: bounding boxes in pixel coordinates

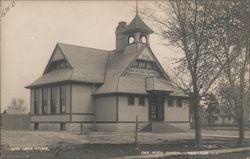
[58,43,111,83]
[123,14,153,34]
[26,43,111,88]
[94,43,176,95]
[94,43,146,94]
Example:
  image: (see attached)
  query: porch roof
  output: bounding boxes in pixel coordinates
[145,77,174,92]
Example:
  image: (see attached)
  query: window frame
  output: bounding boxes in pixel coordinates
[138,96,145,106]
[168,98,174,107]
[34,89,40,114]
[146,61,153,69]
[128,35,135,44]
[177,99,182,107]
[48,59,69,72]
[139,35,147,43]
[214,116,219,121]
[42,88,48,114]
[60,85,66,114]
[138,60,146,69]
[60,123,66,131]
[132,60,139,68]
[51,87,57,114]
[34,123,39,130]
[128,96,135,106]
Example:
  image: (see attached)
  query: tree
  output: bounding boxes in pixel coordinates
[210,0,249,144]
[141,0,237,146]
[6,98,28,114]
[203,93,219,124]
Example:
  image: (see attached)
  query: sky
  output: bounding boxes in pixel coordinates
[1,1,182,111]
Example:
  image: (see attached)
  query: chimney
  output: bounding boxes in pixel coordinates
[116,21,127,52]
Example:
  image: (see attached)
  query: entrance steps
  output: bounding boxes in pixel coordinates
[141,122,185,133]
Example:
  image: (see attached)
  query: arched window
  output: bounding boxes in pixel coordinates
[128,35,135,44]
[139,35,147,43]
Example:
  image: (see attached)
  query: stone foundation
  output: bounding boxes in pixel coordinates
[30,122,188,132]
[94,122,148,132]
[30,122,94,132]
[95,123,118,132]
[30,123,61,131]
[68,123,94,132]
[117,122,148,132]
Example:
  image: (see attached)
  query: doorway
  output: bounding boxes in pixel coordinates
[149,94,164,121]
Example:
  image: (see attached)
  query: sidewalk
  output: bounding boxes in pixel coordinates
[112,146,250,159]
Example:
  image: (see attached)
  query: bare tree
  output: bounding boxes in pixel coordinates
[203,93,219,124]
[208,0,249,144]
[141,0,241,145]
[6,98,28,114]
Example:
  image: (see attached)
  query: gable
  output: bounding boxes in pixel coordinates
[123,46,169,79]
[137,47,154,61]
[43,45,72,74]
[51,48,64,62]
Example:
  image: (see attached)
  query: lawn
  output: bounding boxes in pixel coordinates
[1,129,250,159]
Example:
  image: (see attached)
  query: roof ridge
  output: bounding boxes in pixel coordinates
[57,42,113,53]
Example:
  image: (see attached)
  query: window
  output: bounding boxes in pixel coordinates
[34,89,40,114]
[139,60,146,69]
[132,60,139,68]
[51,87,57,114]
[146,62,153,69]
[214,116,218,120]
[168,99,173,107]
[60,123,66,131]
[48,60,69,72]
[49,62,58,71]
[42,88,48,114]
[128,96,135,106]
[34,123,39,130]
[128,35,135,44]
[59,61,66,69]
[60,85,66,113]
[139,96,145,106]
[139,35,147,43]
[177,99,182,107]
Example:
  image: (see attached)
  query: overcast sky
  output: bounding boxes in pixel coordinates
[1,1,181,111]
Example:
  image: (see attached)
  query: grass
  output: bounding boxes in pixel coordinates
[2,129,250,158]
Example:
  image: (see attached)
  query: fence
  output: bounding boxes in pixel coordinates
[1,114,30,130]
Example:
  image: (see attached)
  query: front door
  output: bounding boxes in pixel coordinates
[149,94,164,121]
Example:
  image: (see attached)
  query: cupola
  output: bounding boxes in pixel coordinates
[115,2,153,52]
[122,13,153,45]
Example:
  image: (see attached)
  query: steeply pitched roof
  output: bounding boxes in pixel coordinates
[94,43,146,94]
[26,41,188,97]
[58,43,111,83]
[26,43,111,88]
[123,14,153,34]
[27,69,73,87]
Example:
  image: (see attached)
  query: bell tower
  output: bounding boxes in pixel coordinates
[115,1,153,52]
[122,13,153,45]
[122,1,153,46]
